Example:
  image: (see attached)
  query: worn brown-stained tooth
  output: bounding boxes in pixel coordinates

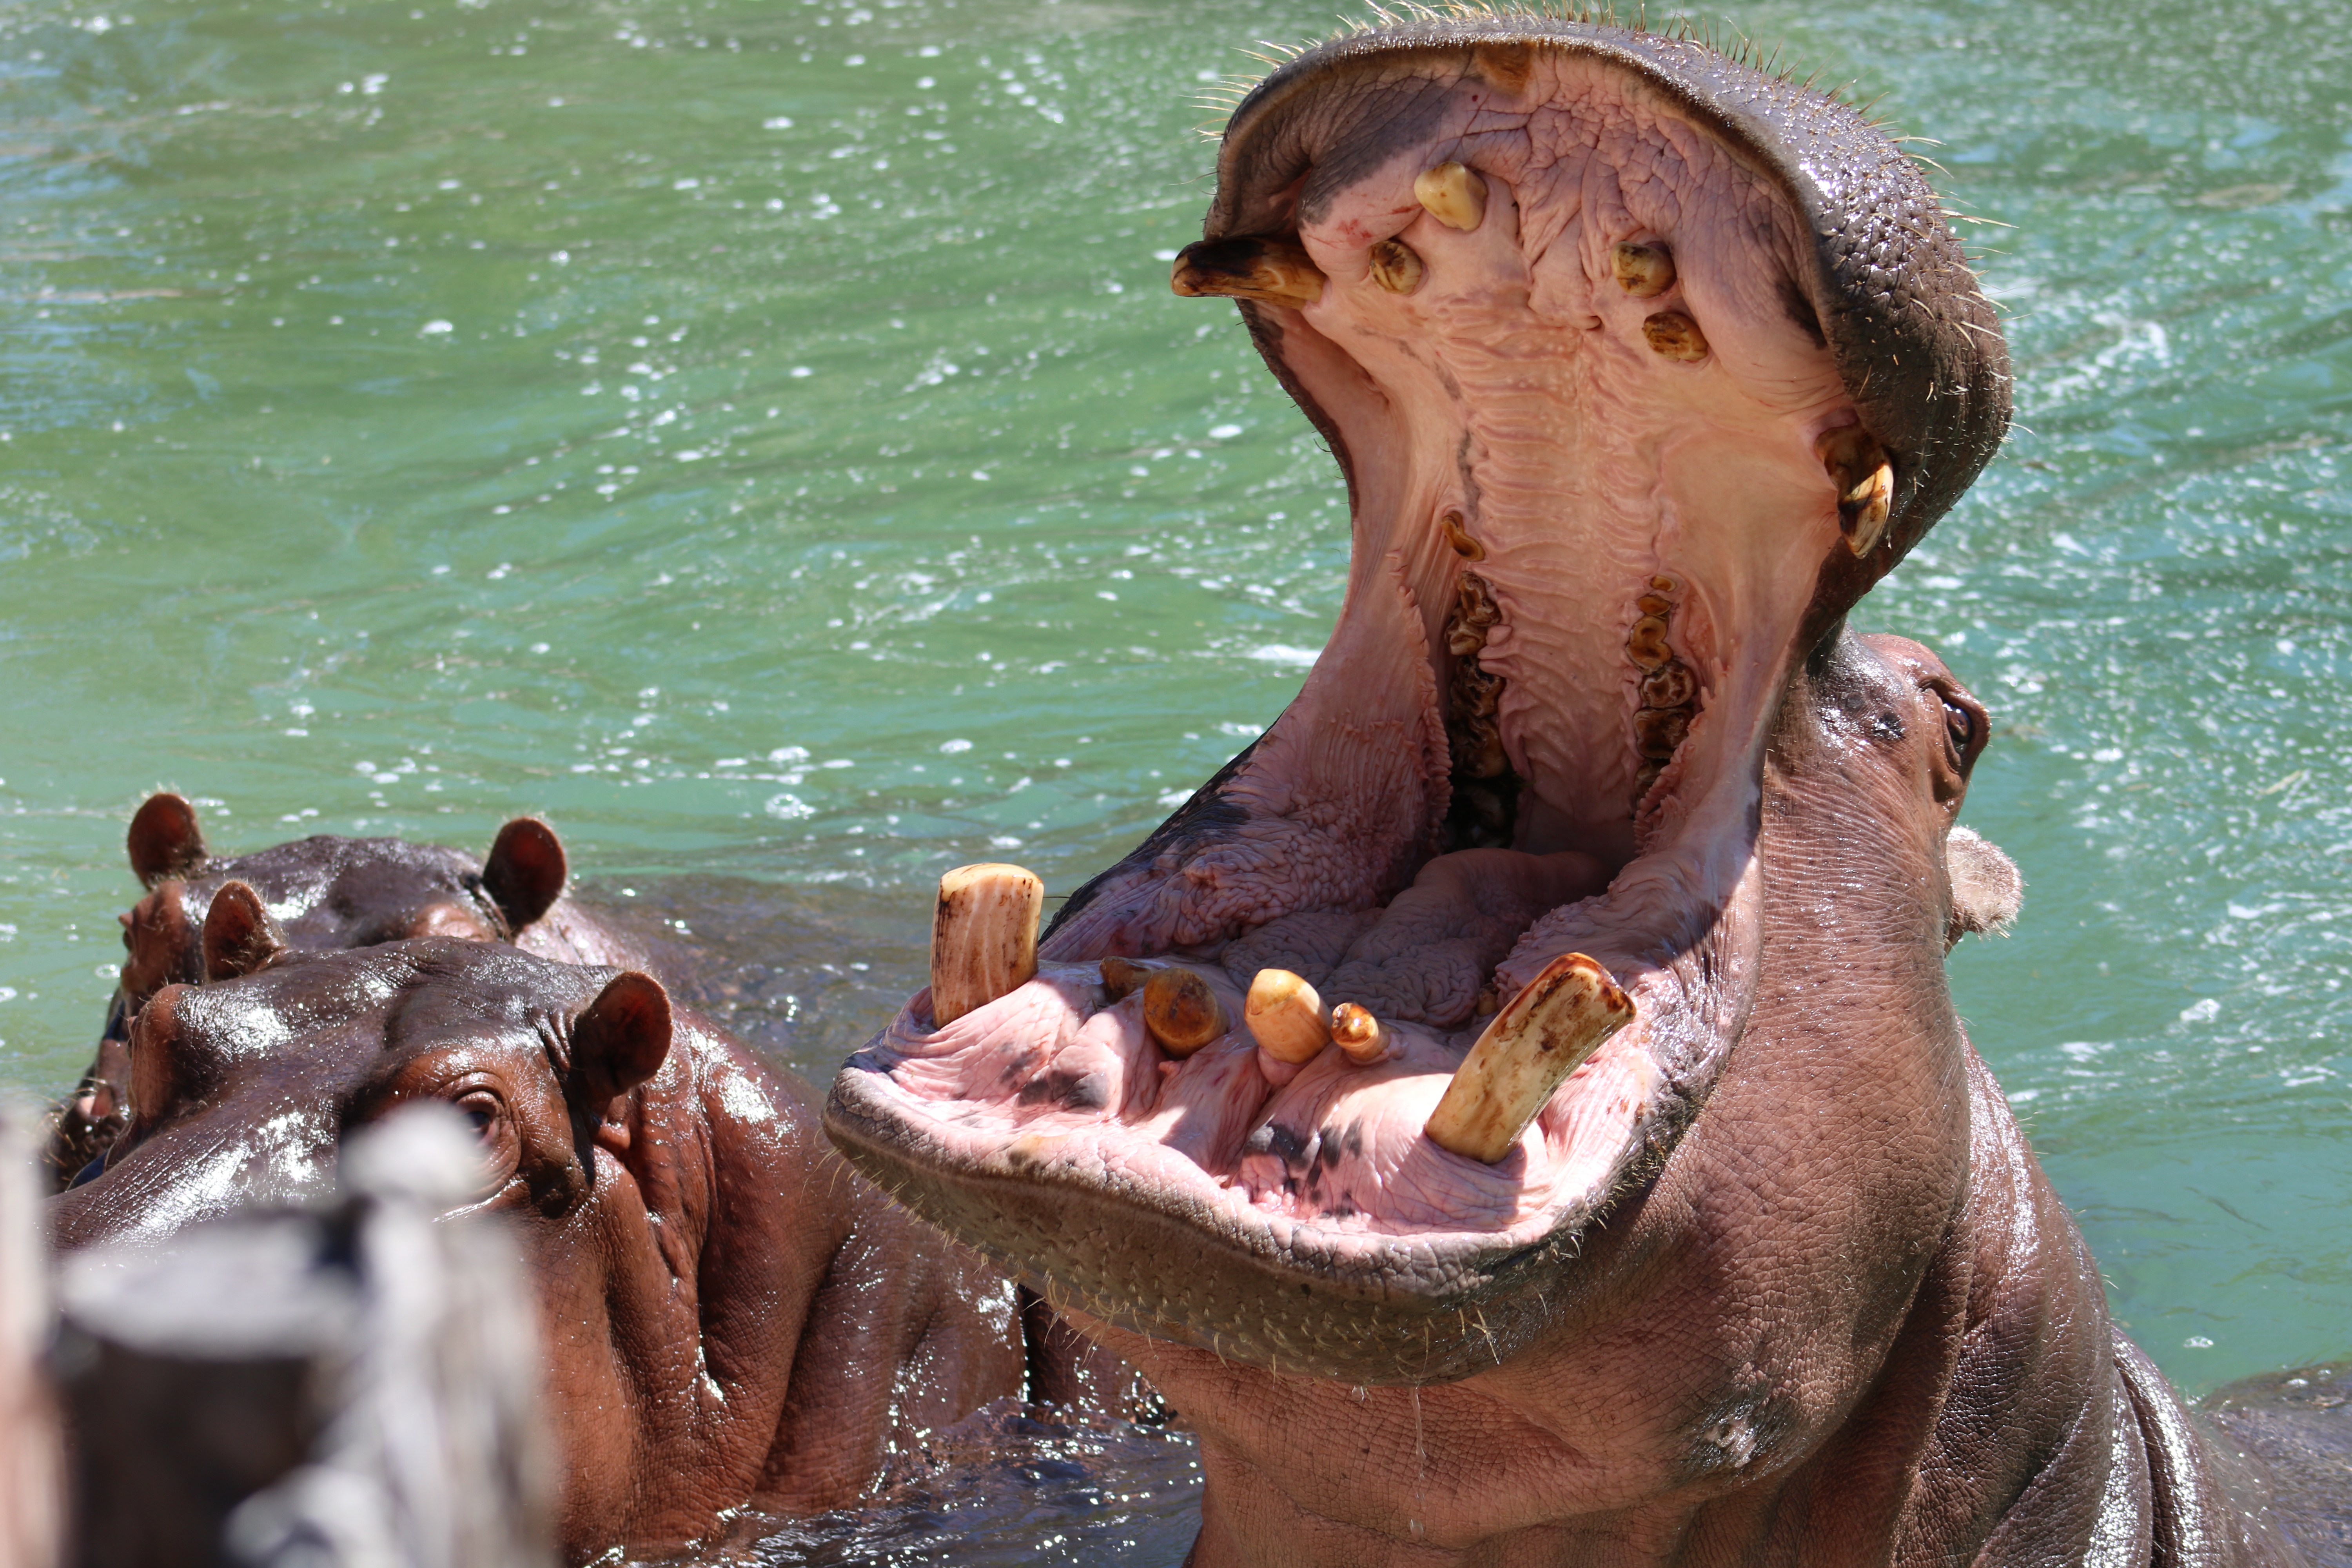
[1245,969,1329,1065]
[1099,956,1150,1002]
[1625,615,1672,670]
[1633,706,1691,761]
[1611,240,1676,297]
[1439,510,1485,561]
[1171,236,1325,308]
[1413,162,1486,231]
[1638,660,1697,710]
[1328,1003,1396,1065]
[1142,966,1227,1058]
[1632,760,1665,806]
[1425,953,1634,1163]
[929,863,1043,1026]
[1815,425,1896,555]
[1642,310,1709,361]
[1368,237,1425,294]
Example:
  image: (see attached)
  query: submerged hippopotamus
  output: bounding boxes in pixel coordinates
[50,924,1031,1562]
[45,793,635,1190]
[827,17,2298,1562]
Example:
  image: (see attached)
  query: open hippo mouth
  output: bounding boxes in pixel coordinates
[828,15,2008,1384]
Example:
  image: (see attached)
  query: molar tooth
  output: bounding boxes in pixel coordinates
[1625,615,1672,670]
[1611,240,1676,297]
[1639,660,1697,710]
[1245,969,1330,1064]
[1425,953,1634,1164]
[1143,965,1227,1058]
[1642,310,1710,361]
[1439,510,1485,561]
[1328,1003,1397,1065]
[1170,235,1325,308]
[1099,956,1149,1002]
[1633,706,1691,761]
[1413,162,1486,231]
[930,863,1043,1026]
[1368,237,1425,294]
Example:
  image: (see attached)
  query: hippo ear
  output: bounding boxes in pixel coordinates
[483,817,567,933]
[1945,825,2024,950]
[572,972,671,1105]
[127,793,207,889]
[201,880,289,981]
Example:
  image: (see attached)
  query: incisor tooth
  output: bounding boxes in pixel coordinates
[1611,241,1675,297]
[1328,1003,1396,1065]
[1099,956,1149,1001]
[1413,162,1486,231]
[1368,237,1425,294]
[1425,953,1633,1163]
[1642,310,1710,361]
[1245,968,1329,1064]
[1143,966,1227,1058]
[1170,236,1325,308]
[930,863,1042,1026]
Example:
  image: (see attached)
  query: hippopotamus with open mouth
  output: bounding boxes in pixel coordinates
[826,15,2298,1561]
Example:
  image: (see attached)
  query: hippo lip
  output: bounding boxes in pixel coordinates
[828,16,2006,1383]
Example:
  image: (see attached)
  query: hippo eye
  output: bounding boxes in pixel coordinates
[1940,695,1976,754]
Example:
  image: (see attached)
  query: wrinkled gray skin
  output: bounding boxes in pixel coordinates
[828,17,2302,1563]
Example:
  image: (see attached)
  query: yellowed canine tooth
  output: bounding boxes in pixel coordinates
[1328,1002,1397,1065]
[929,863,1042,1026]
[1245,968,1330,1064]
[1170,235,1325,308]
[1815,425,1895,555]
[1413,162,1486,231]
[1611,240,1676,298]
[1425,953,1634,1163]
[1143,965,1227,1058]
[1368,237,1425,294]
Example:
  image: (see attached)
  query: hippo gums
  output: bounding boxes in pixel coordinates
[826,13,2297,1563]
[49,931,1033,1563]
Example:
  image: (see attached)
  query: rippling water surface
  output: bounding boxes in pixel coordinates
[2,0,2349,1555]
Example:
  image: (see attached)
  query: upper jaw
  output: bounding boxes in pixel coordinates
[828,19,2007,1381]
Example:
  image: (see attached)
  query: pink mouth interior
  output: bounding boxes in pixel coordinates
[853,49,1852,1255]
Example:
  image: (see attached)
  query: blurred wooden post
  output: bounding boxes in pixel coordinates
[58,1107,554,1568]
[0,1110,60,1568]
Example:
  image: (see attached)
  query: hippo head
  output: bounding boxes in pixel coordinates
[828,16,2009,1388]
[48,797,572,1188]
[48,937,671,1252]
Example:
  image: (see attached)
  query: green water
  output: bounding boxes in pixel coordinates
[2,0,2348,1521]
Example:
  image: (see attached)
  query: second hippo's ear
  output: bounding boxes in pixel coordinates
[1945,826,2024,949]
[127,792,208,889]
[572,972,671,1105]
[201,881,289,981]
[483,817,567,933]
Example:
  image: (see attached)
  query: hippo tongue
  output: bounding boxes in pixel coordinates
[828,17,2007,1383]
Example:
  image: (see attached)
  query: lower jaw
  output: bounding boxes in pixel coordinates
[826,788,1764,1384]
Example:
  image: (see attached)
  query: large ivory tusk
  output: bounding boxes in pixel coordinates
[1424,953,1633,1163]
[1413,162,1486,231]
[1816,425,1895,555]
[1244,968,1329,1064]
[929,863,1043,1026]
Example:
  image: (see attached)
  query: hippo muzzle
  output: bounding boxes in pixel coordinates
[827,16,2010,1385]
